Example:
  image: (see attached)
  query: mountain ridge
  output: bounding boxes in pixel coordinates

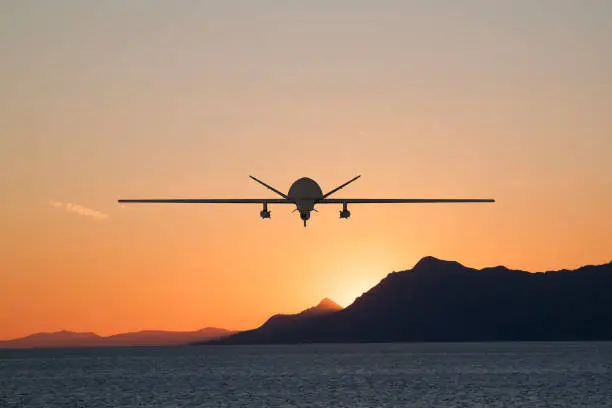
[209,256,612,344]
[200,298,344,345]
[0,327,234,349]
[6,257,611,348]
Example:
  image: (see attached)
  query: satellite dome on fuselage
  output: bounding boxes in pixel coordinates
[288,177,323,201]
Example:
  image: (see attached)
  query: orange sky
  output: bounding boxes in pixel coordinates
[1,1,611,340]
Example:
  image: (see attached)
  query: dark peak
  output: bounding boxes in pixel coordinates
[316,298,343,311]
[258,298,342,330]
[482,265,511,273]
[412,256,465,273]
[414,256,443,267]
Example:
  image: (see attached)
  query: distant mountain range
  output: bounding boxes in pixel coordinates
[208,256,612,344]
[0,328,233,349]
[6,256,612,348]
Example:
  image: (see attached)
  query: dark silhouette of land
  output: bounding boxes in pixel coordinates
[7,257,611,348]
[195,298,342,346]
[208,256,612,344]
[0,328,233,349]
[260,297,343,327]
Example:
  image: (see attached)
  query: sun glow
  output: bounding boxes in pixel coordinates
[327,262,391,308]
[320,244,404,309]
[333,282,374,308]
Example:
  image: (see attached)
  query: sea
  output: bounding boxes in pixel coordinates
[1,342,611,407]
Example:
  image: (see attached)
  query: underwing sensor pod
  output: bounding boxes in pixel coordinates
[339,202,351,219]
[259,202,271,219]
[118,175,495,227]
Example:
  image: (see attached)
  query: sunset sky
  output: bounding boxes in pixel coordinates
[1,1,611,340]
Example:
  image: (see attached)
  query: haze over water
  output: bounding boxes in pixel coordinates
[1,342,611,407]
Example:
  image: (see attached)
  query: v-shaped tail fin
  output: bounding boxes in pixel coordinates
[249,176,290,200]
[320,175,361,200]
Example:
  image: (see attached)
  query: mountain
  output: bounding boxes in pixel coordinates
[100,328,234,347]
[0,328,234,349]
[0,331,103,349]
[262,297,342,328]
[209,256,612,344]
[202,298,343,345]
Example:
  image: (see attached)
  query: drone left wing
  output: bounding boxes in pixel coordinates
[118,198,292,204]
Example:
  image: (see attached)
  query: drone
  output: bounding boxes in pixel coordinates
[118,175,494,227]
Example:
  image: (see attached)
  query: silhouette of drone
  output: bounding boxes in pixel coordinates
[119,175,494,227]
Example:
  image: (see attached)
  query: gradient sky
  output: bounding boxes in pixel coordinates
[1,1,611,340]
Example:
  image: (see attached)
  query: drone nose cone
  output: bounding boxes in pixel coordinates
[288,178,323,201]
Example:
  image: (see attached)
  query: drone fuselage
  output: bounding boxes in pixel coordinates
[287,177,322,226]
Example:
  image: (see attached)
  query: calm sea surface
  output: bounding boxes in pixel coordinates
[1,342,611,407]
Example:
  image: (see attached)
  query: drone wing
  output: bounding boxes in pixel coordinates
[118,198,292,204]
[119,175,296,205]
[316,175,494,204]
[318,198,495,204]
